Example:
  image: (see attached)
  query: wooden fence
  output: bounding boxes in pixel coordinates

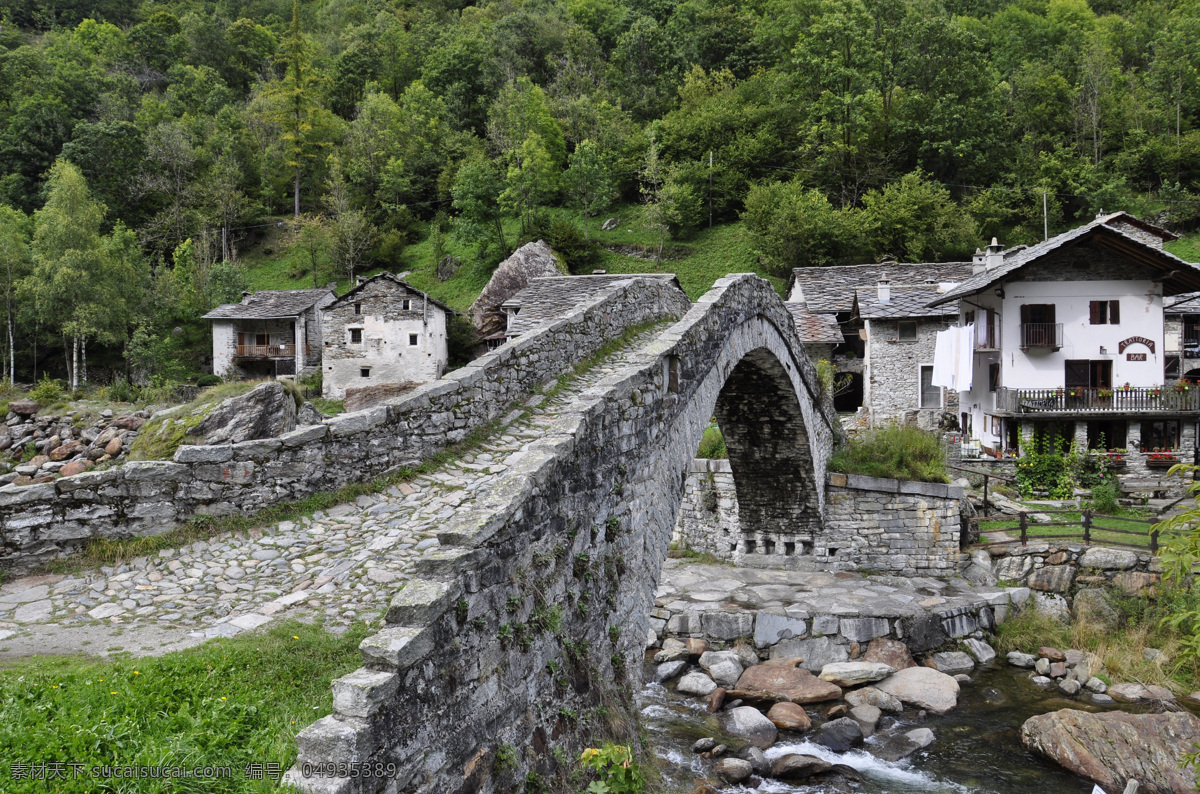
[972,508,1174,552]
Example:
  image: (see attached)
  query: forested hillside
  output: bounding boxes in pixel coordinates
[0,0,1198,387]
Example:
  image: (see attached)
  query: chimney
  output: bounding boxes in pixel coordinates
[592,269,607,275]
[985,237,1004,270]
[877,274,891,304]
[241,291,252,303]
[972,247,986,273]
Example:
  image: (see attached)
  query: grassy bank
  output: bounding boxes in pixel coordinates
[996,590,1200,694]
[979,505,1160,549]
[0,620,368,793]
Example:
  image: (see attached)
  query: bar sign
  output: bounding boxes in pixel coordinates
[1127,352,1147,361]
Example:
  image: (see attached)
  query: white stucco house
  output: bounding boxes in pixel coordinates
[321,274,454,400]
[203,287,337,380]
[929,212,1200,461]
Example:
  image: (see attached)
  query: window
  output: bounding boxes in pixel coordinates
[919,365,940,408]
[409,333,419,346]
[988,363,1000,392]
[1022,304,1056,324]
[402,299,411,311]
[360,368,370,378]
[354,302,361,315]
[898,321,917,341]
[964,310,976,325]
[1065,359,1111,389]
[1087,420,1127,451]
[1143,420,1180,451]
[1032,421,1074,454]
[1089,300,1121,325]
[349,328,362,344]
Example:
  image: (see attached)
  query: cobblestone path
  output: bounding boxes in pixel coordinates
[0,330,663,658]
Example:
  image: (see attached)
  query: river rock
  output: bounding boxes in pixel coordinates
[1028,565,1075,592]
[655,661,688,682]
[930,651,974,675]
[870,728,935,762]
[735,663,842,704]
[1085,677,1106,693]
[812,717,863,752]
[1072,588,1118,630]
[686,638,708,658]
[677,672,718,696]
[771,754,832,780]
[1022,709,1200,794]
[963,638,997,664]
[1033,592,1070,622]
[191,381,297,444]
[1078,547,1139,570]
[655,646,688,663]
[1057,678,1081,695]
[1034,657,1051,676]
[699,650,744,687]
[713,757,752,783]
[874,667,960,714]
[1030,675,1054,687]
[707,688,725,713]
[819,661,894,687]
[720,706,778,749]
[766,701,811,731]
[1007,651,1036,668]
[740,746,771,777]
[862,637,917,670]
[1108,683,1175,704]
[1038,646,1066,661]
[849,704,881,736]
[845,686,903,713]
[771,635,849,671]
[692,738,716,753]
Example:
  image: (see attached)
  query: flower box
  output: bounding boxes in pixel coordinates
[1147,457,1180,469]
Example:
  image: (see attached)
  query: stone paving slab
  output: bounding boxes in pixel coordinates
[653,559,1029,659]
[0,329,662,659]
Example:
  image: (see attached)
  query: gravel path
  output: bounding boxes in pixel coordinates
[0,330,661,659]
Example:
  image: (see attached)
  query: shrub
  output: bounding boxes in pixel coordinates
[30,374,64,405]
[696,424,727,459]
[579,744,645,794]
[828,424,949,483]
[1091,477,1120,514]
[195,374,221,388]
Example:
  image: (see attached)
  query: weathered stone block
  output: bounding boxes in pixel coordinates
[332,669,400,718]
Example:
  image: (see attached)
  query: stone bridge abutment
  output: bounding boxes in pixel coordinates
[286,274,845,794]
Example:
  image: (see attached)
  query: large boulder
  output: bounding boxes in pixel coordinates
[862,638,917,670]
[468,240,564,337]
[771,754,832,780]
[1022,709,1200,794]
[844,686,903,713]
[771,636,849,671]
[735,662,843,704]
[699,650,744,687]
[1078,547,1139,570]
[676,672,718,697]
[811,717,863,752]
[713,758,752,784]
[191,382,297,445]
[1107,683,1175,704]
[766,701,811,731]
[719,706,778,749]
[874,667,960,714]
[8,399,38,416]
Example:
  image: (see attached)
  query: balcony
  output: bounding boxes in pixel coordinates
[996,386,1200,415]
[1019,323,1063,351]
[974,325,998,352]
[235,344,305,359]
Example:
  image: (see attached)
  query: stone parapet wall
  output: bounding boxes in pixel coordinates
[984,543,1161,598]
[672,464,966,575]
[0,277,692,572]
[283,274,843,793]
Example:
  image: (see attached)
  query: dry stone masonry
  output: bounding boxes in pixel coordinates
[284,275,843,793]
[0,276,690,573]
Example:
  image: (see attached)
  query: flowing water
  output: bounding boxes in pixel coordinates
[640,660,1107,793]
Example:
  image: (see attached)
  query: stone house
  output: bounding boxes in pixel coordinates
[204,287,337,380]
[321,274,455,400]
[497,273,683,343]
[929,213,1200,474]
[788,260,974,422]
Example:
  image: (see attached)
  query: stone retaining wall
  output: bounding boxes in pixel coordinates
[0,277,692,572]
[983,543,1161,598]
[672,463,966,576]
[283,274,843,793]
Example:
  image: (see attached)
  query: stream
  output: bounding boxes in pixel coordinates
[640,659,1104,793]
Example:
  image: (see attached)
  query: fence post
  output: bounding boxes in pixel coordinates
[1151,529,1159,554]
[1019,511,1028,545]
[1082,508,1091,545]
[983,473,990,515]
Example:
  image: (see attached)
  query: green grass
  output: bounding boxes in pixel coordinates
[237,206,781,314]
[0,620,369,793]
[828,424,950,483]
[1166,233,1200,263]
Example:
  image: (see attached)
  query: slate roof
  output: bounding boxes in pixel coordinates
[325,272,457,315]
[203,288,335,320]
[1166,292,1200,314]
[786,304,844,344]
[790,262,974,314]
[857,285,959,319]
[502,274,681,336]
[928,219,1200,307]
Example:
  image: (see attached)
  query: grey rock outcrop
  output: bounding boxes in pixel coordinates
[469,240,563,338]
[296,402,324,426]
[191,382,297,445]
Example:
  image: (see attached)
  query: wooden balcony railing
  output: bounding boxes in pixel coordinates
[235,344,304,359]
[996,386,1200,414]
[1019,322,1063,350]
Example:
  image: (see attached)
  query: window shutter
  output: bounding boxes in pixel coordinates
[1109,300,1120,324]
[1020,304,1030,324]
[1047,303,1056,324]
[1090,301,1103,324]
[1065,360,1090,388]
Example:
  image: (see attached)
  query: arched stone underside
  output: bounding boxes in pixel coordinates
[286,275,845,794]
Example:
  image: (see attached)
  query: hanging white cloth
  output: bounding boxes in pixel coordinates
[931,327,957,388]
[956,323,974,392]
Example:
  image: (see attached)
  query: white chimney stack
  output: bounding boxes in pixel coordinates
[877,274,891,304]
[984,237,1004,270]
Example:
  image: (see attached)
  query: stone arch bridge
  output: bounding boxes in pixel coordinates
[287,273,857,793]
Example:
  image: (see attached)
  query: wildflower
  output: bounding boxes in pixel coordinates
[221,697,227,701]
[110,691,117,695]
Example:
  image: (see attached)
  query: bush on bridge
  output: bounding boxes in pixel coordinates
[828,424,949,484]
